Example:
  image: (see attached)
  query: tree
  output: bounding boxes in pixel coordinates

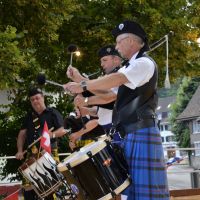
[58,0,200,85]
[1,0,200,86]
[170,77,200,148]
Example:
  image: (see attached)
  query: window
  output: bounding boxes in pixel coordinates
[193,120,200,134]
[161,137,165,142]
[160,123,171,131]
[165,124,171,131]
[162,112,168,118]
[194,141,200,156]
[166,136,175,142]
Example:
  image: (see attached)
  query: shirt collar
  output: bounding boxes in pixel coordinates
[129,51,139,63]
[125,51,139,68]
[32,107,49,115]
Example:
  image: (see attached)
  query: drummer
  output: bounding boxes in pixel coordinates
[67,45,122,137]
[64,20,170,200]
[64,109,106,150]
[15,87,66,200]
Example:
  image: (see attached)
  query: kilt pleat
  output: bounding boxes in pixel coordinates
[122,127,169,200]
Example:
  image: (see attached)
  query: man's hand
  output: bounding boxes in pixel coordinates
[69,132,81,143]
[63,82,83,94]
[66,65,84,82]
[69,141,76,150]
[15,151,24,160]
[48,129,54,138]
[74,94,86,107]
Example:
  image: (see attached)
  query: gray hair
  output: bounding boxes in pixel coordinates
[127,33,145,48]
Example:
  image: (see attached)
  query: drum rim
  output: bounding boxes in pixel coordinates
[19,150,59,195]
[57,135,110,171]
[18,150,51,171]
[98,177,131,200]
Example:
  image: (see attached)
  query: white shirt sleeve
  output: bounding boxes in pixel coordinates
[118,57,155,89]
[111,87,118,94]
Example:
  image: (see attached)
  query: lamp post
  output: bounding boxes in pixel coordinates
[149,32,173,89]
[164,34,171,89]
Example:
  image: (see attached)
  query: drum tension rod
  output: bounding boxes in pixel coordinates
[87,151,92,158]
[111,191,116,198]
[66,163,72,170]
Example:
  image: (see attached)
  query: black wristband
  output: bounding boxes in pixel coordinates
[80,80,87,91]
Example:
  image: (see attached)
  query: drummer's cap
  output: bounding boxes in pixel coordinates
[112,20,150,51]
[98,45,120,58]
[28,87,43,97]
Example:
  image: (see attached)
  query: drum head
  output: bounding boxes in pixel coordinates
[57,135,110,172]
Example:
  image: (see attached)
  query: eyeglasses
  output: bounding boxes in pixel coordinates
[116,36,129,44]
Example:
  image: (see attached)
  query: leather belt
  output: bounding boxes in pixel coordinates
[118,118,156,135]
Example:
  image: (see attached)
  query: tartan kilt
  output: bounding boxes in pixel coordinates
[122,126,169,200]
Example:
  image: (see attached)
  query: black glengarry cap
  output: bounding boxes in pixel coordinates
[112,20,150,51]
[98,45,120,58]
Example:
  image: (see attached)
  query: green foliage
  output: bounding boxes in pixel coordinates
[0,26,26,89]
[158,80,181,97]
[0,90,29,180]
[0,0,199,85]
[0,89,73,181]
[170,77,200,147]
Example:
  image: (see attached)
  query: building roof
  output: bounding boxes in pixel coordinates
[177,85,200,121]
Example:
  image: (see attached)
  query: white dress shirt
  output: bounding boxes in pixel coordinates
[118,52,155,89]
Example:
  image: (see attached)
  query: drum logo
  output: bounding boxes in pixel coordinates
[103,158,112,167]
[70,184,79,195]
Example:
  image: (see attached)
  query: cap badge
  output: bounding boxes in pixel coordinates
[106,48,111,53]
[119,23,124,30]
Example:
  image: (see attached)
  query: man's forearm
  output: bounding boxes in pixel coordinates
[87,94,116,106]
[87,73,128,91]
[51,127,66,138]
[17,130,26,152]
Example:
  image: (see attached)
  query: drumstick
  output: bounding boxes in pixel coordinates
[22,127,54,155]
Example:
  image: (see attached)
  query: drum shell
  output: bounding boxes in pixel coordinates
[60,170,88,200]
[19,151,63,198]
[68,142,130,200]
[58,141,130,200]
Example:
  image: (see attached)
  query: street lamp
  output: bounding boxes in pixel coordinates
[67,44,81,66]
[197,38,200,47]
[164,34,171,89]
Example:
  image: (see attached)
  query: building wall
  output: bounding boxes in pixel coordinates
[189,120,200,169]
[191,156,200,169]
[156,96,178,159]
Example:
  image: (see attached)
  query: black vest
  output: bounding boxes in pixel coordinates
[112,53,158,129]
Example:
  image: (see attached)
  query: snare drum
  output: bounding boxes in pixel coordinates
[19,151,73,199]
[57,136,130,200]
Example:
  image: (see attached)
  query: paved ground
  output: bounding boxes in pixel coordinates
[167,158,194,190]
